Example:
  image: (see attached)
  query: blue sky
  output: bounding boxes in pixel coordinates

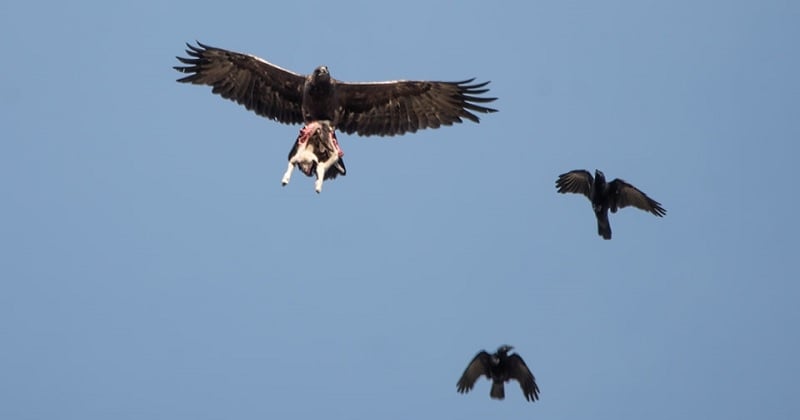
[2,1,799,419]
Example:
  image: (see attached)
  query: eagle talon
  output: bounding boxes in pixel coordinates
[174,41,497,192]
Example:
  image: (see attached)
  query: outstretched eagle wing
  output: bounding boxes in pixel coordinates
[335,79,497,136]
[457,351,492,394]
[607,179,666,216]
[174,42,306,125]
[556,170,594,199]
[506,354,540,402]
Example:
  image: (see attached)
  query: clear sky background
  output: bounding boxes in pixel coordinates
[2,1,799,419]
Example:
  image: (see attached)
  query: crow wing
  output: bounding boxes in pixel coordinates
[335,79,497,137]
[457,351,492,394]
[174,42,305,125]
[506,354,540,402]
[555,170,594,198]
[607,179,666,216]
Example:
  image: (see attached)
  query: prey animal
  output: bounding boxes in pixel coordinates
[281,120,345,193]
[174,42,496,191]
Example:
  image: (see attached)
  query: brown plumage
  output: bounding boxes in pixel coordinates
[174,42,497,137]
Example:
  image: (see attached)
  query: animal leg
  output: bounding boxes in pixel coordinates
[281,160,295,186]
[314,172,324,193]
[314,154,340,193]
[314,160,329,193]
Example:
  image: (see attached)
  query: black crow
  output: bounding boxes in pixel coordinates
[457,345,540,401]
[556,169,666,239]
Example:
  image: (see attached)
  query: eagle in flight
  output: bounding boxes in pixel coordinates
[174,42,496,190]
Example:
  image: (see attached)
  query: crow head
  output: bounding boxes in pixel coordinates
[594,169,606,184]
[496,345,514,355]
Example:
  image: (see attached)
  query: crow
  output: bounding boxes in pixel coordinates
[457,345,540,402]
[556,169,666,239]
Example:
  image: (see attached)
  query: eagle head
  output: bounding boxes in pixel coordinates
[313,66,330,82]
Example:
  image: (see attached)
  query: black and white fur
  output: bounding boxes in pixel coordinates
[281,120,346,193]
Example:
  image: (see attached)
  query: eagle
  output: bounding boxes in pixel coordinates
[556,169,666,239]
[173,42,497,188]
[457,345,540,402]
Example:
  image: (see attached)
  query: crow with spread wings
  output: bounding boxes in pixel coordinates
[457,345,540,402]
[556,169,666,239]
[173,42,497,188]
